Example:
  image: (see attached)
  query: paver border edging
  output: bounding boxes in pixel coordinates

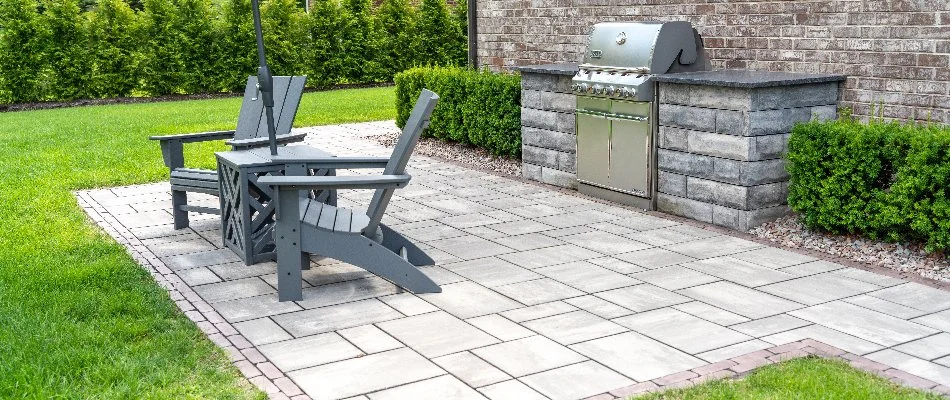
[75,190,310,400]
[591,339,950,399]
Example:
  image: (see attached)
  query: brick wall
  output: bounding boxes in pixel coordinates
[475,1,950,124]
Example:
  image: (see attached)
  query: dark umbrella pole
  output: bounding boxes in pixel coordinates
[251,0,279,156]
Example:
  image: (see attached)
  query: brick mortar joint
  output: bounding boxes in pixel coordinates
[75,190,307,400]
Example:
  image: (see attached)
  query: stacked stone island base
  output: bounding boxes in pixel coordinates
[514,64,579,189]
[654,70,846,230]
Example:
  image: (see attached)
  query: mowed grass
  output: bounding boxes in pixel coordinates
[0,86,395,398]
[634,357,941,400]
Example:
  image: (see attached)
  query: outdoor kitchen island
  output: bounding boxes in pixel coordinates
[516,66,845,230]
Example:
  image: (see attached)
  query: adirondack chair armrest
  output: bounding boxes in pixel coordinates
[258,174,411,190]
[272,156,390,169]
[148,130,236,143]
[225,132,307,149]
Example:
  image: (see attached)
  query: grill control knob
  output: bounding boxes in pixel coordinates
[605,86,616,96]
[592,84,603,94]
[576,83,588,93]
[621,87,632,97]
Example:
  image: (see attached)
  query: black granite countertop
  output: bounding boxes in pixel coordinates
[510,63,578,76]
[655,70,847,88]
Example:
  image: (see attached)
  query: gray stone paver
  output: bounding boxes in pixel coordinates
[82,121,950,400]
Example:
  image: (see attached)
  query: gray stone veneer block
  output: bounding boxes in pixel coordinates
[658,82,839,111]
[658,193,790,231]
[659,126,788,161]
[522,73,573,93]
[659,104,837,136]
[523,90,576,113]
[522,108,575,134]
[523,126,576,154]
[657,149,789,186]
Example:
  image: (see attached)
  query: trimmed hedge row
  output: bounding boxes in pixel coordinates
[787,119,950,252]
[394,67,521,157]
[0,0,467,103]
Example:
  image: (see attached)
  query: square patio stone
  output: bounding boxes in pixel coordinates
[831,267,906,288]
[193,277,275,303]
[177,267,222,286]
[296,276,401,309]
[208,261,273,281]
[586,257,647,274]
[478,379,547,400]
[478,196,537,209]
[614,248,696,270]
[377,293,439,316]
[113,210,174,229]
[491,233,565,251]
[570,331,705,382]
[418,281,522,319]
[368,375,486,400]
[216,294,302,323]
[895,333,950,361]
[258,332,363,371]
[557,231,653,255]
[161,248,242,270]
[427,235,516,260]
[610,214,679,231]
[614,308,752,354]
[288,348,445,400]
[521,361,634,400]
[466,314,535,341]
[535,261,641,293]
[426,198,495,215]
[757,272,880,305]
[462,226,509,240]
[143,236,214,258]
[432,351,511,388]
[523,310,628,345]
[442,257,542,288]
[778,260,844,276]
[682,256,797,287]
[233,317,293,345]
[696,339,774,363]
[624,226,707,247]
[673,301,750,325]
[498,245,608,269]
[377,311,499,358]
[790,301,938,346]
[501,301,579,323]
[632,266,719,291]
[595,284,691,312]
[534,210,619,228]
[843,295,930,319]
[912,309,950,332]
[472,336,587,377]
[338,324,404,354]
[399,223,468,242]
[417,265,466,285]
[438,213,505,229]
[761,325,883,355]
[729,314,811,337]
[482,210,525,223]
[663,236,763,259]
[564,295,635,319]
[587,221,638,236]
[505,204,567,218]
[865,349,950,386]
[541,226,597,238]
[677,281,803,319]
[869,283,950,313]
[486,220,556,236]
[273,299,403,336]
[729,247,817,269]
[493,278,586,306]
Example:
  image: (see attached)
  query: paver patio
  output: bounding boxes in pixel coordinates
[79,121,950,399]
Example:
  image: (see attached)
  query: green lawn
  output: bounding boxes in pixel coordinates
[0,86,395,398]
[634,357,941,400]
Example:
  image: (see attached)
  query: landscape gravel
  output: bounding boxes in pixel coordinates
[371,132,522,177]
[750,215,950,283]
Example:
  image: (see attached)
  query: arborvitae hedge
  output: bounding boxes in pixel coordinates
[395,66,521,157]
[787,119,950,252]
[0,0,467,103]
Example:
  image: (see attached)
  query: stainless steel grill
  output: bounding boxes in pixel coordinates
[573,21,709,209]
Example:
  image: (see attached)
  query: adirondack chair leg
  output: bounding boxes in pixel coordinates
[303,230,442,294]
[171,190,189,229]
[275,188,304,301]
[379,224,436,267]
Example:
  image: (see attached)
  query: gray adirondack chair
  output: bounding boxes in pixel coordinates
[150,75,309,229]
[258,89,441,301]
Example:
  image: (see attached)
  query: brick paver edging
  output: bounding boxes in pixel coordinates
[75,191,310,400]
[589,339,950,400]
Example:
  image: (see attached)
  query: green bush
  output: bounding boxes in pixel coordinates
[87,0,141,97]
[395,66,521,157]
[175,0,217,93]
[42,0,92,101]
[140,0,182,95]
[787,119,950,252]
[0,0,48,103]
[261,0,308,76]
[415,0,461,67]
[213,0,256,92]
[376,0,417,79]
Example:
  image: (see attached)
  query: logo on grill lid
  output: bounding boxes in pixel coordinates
[616,32,626,45]
[590,50,603,58]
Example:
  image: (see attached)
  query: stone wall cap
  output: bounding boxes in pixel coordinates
[511,63,579,76]
[655,69,847,88]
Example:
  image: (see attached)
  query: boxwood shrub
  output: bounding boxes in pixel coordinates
[787,119,950,252]
[394,66,521,157]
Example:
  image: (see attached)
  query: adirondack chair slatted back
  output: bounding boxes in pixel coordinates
[362,89,440,237]
[235,75,307,140]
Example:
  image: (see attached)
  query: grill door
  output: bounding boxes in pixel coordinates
[576,111,610,187]
[609,117,651,197]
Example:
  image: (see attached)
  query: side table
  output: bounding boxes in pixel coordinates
[216,145,336,264]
